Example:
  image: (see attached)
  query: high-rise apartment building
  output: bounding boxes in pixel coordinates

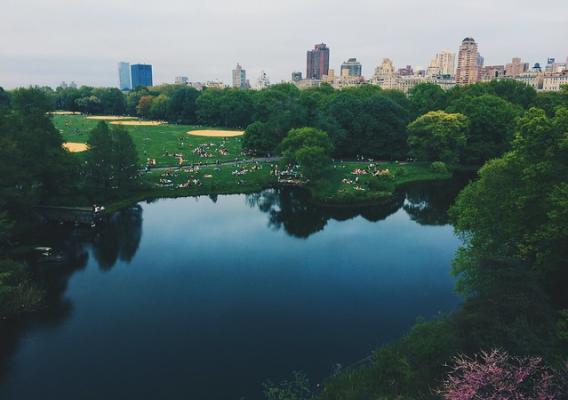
[456,37,481,85]
[505,57,529,76]
[306,43,330,80]
[118,62,131,91]
[131,64,153,88]
[435,51,456,76]
[374,58,396,79]
[340,58,362,77]
[232,63,248,89]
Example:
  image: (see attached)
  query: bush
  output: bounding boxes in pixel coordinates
[0,259,43,318]
[431,161,448,174]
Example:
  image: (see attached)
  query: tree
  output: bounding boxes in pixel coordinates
[407,111,468,164]
[85,121,114,194]
[111,125,139,190]
[90,88,127,115]
[447,94,521,165]
[149,94,169,120]
[408,83,449,118]
[136,95,154,118]
[438,350,566,399]
[451,107,568,306]
[280,127,334,179]
[167,86,200,123]
[1,88,79,211]
[487,79,538,109]
[322,92,408,159]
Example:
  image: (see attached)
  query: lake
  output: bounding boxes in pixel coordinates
[0,179,466,399]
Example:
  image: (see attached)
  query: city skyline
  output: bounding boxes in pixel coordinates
[1,0,566,89]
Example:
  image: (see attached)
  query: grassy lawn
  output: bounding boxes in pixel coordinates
[51,115,451,208]
[309,161,452,205]
[101,161,278,212]
[52,114,245,167]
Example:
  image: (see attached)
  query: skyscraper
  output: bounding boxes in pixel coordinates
[131,64,153,88]
[118,62,131,91]
[456,37,481,85]
[306,43,330,80]
[232,63,248,89]
[340,58,362,77]
[435,51,456,76]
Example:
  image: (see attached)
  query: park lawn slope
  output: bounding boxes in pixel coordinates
[53,114,244,167]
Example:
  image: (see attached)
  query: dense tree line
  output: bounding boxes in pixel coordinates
[0,88,140,317]
[47,80,567,166]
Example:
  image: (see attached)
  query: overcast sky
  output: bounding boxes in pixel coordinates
[1,0,566,89]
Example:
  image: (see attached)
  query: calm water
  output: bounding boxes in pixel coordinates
[0,180,466,399]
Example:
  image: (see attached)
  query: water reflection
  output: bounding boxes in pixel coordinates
[92,205,143,270]
[403,173,473,226]
[247,188,405,238]
[0,205,143,383]
[247,175,468,239]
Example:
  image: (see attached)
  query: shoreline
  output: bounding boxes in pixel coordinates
[102,169,453,213]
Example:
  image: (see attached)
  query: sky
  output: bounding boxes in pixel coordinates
[1,0,567,89]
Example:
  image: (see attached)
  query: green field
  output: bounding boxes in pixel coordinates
[309,162,452,205]
[52,115,450,208]
[53,114,245,167]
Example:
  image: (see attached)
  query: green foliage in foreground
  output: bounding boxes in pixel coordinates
[451,107,568,305]
[0,259,43,318]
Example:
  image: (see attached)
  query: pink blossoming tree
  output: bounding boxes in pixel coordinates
[438,349,567,400]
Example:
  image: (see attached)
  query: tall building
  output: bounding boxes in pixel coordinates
[131,64,153,88]
[435,51,456,76]
[175,76,189,85]
[546,58,556,73]
[505,57,529,76]
[374,58,396,78]
[456,37,481,85]
[340,58,362,77]
[481,65,505,81]
[398,65,413,76]
[306,43,330,80]
[291,71,303,82]
[118,62,131,91]
[426,59,440,77]
[255,71,270,89]
[232,63,248,89]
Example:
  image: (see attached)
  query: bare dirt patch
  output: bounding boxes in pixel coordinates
[63,142,88,152]
[187,130,244,137]
[86,116,137,121]
[110,120,166,126]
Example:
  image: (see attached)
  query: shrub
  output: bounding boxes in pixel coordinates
[438,349,567,399]
[431,161,448,174]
